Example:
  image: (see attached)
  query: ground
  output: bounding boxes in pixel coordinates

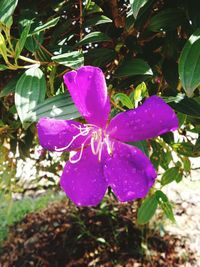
[0,159,199,267]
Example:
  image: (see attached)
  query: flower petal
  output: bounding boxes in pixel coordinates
[63,66,110,128]
[37,117,89,151]
[104,141,156,202]
[60,146,108,206]
[108,96,179,142]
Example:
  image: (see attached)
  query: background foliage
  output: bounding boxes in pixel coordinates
[0,0,200,225]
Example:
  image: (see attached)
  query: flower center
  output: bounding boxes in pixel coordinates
[55,123,113,164]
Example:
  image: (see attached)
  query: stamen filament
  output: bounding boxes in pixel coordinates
[55,127,90,152]
[69,143,85,164]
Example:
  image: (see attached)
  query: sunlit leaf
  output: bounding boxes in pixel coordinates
[15,66,46,128]
[51,51,84,69]
[179,29,200,97]
[129,0,149,19]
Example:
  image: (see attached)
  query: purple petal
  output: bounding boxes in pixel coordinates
[60,146,108,206]
[104,141,156,202]
[63,66,110,128]
[37,117,89,151]
[108,96,179,142]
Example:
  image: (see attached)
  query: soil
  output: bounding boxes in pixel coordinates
[0,199,196,267]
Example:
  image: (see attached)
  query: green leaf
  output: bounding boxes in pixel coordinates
[113,93,134,109]
[15,66,46,128]
[84,15,112,27]
[148,8,185,32]
[51,51,84,69]
[115,59,153,77]
[0,64,8,71]
[179,29,200,97]
[161,167,182,186]
[15,23,31,59]
[129,0,149,19]
[31,17,60,35]
[131,140,149,156]
[84,1,102,15]
[32,93,80,121]
[0,33,8,63]
[169,97,200,118]
[137,194,158,224]
[0,76,18,97]
[132,82,147,107]
[173,142,200,157]
[86,48,116,67]
[0,0,18,25]
[155,191,175,222]
[25,32,43,53]
[78,32,111,46]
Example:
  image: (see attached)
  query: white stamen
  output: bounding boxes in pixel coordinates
[69,143,85,164]
[55,126,90,152]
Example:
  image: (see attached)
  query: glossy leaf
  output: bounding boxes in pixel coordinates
[130,0,149,19]
[115,59,153,77]
[15,67,46,128]
[179,29,200,97]
[0,0,18,25]
[15,23,31,59]
[32,93,80,121]
[31,17,60,35]
[113,93,134,109]
[51,51,84,69]
[148,8,185,32]
[137,194,158,224]
[169,97,200,118]
[84,15,112,27]
[78,32,111,45]
[85,48,116,67]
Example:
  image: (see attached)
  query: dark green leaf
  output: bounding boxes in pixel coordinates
[15,67,46,128]
[155,190,175,222]
[115,59,153,77]
[161,167,182,186]
[148,8,185,32]
[86,48,116,67]
[25,32,43,53]
[32,93,80,121]
[179,29,200,97]
[51,51,84,69]
[0,76,18,98]
[84,15,112,27]
[131,141,149,156]
[169,97,200,118]
[129,0,149,19]
[78,32,111,46]
[137,194,158,224]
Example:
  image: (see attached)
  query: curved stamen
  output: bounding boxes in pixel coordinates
[69,143,85,164]
[55,127,90,152]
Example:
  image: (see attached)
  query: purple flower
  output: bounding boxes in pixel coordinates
[37,66,178,206]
